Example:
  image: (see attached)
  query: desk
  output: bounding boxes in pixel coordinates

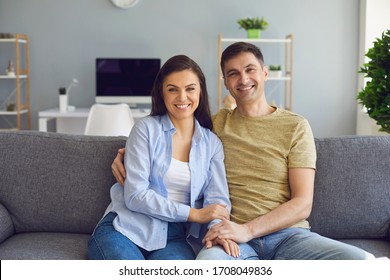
[39,108,90,135]
[38,107,150,135]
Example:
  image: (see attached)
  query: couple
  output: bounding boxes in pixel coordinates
[88,42,373,260]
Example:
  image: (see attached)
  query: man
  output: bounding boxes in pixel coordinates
[112,42,373,260]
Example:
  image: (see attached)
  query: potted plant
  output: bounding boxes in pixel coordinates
[268,64,282,78]
[237,16,268,39]
[6,99,15,111]
[357,29,390,133]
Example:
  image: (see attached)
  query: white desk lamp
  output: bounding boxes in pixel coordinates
[66,78,79,112]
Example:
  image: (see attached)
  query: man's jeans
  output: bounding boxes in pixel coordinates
[88,212,195,260]
[197,228,374,260]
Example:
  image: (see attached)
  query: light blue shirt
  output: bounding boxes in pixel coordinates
[105,114,231,251]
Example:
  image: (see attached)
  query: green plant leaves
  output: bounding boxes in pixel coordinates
[237,17,268,31]
[358,29,390,133]
[269,64,281,71]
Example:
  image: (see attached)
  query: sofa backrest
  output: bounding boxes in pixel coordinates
[0,131,126,234]
[1,132,389,240]
[309,135,390,239]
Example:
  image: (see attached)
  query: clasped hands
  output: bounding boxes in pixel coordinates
[187,204,236,257]
[199,208,252,258]
[195,204,253,258]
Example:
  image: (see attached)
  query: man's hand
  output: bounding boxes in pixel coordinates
[112,148,126,185]
[188,204,229,224]
[203,219,252,244]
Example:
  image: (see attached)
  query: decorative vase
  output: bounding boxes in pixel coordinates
[247,29,261,39]
[59,87,68,112]
[269,70,282,78]
[6,59,15,76]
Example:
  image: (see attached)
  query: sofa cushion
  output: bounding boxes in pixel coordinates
[0,131,126,234]
[340,238,390,259]
[0,203,14,243]
[309,136,390,239]
[0,232,89,260]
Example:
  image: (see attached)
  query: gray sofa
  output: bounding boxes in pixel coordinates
[0,131,389,259]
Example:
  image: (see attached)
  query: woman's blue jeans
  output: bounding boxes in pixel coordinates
[197,228,374,260]
[87,212,196,260]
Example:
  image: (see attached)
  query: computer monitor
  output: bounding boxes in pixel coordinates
[95,58,161,107]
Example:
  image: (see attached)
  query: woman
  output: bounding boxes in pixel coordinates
[87,55,237,260]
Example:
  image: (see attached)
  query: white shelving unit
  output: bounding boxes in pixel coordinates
[0,34,30,130]
[217,33,293,110]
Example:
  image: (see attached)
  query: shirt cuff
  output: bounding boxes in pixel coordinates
[177,204,191,222]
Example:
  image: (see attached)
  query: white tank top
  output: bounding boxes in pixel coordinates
[163,158,191,205]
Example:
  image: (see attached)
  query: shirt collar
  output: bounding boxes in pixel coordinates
[161,114,203,145]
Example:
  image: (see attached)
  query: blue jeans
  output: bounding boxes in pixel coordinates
[196,228,374,260]
[87,212,196,260]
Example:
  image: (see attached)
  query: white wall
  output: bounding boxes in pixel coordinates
[0,0,362,137]
[356,0,390,135]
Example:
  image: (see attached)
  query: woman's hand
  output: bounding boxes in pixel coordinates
[205,238,241,258]
[188,204,229,224]
[112,148,126,185]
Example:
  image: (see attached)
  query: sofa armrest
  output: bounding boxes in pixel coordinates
[0,203,14,243]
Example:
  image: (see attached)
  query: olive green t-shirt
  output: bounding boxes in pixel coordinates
[213,107,316,228]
